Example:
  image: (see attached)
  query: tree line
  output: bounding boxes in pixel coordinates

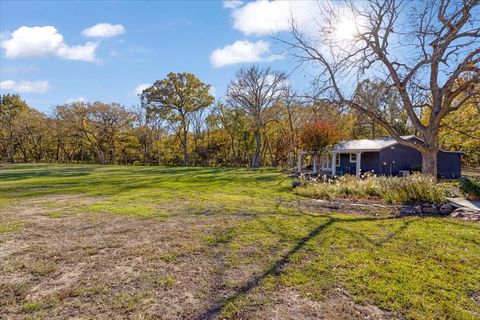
[1,67,478,168]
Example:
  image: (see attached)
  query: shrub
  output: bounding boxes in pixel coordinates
[459,176,480,200]
[294,173,446,204]
[294,181,337,200]
[379,174,446,204]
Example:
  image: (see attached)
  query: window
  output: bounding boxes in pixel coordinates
[321,154,332,169]
[335,154,340,166]
[350,153,357,163]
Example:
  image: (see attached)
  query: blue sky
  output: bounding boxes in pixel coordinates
[0,0,315,113]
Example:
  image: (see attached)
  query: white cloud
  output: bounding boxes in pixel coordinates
[230,0,317,36]
[66,96,85,103]
[134,83,151,95]
[82,23,125,38]
[1,64,39,74]
[223,0,243,9]
[1,26,97,62]
[56,43,98,61]
[0,80,49,93]
[210,40,281,68]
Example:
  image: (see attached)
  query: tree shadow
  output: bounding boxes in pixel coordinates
[195,217,335,320]
[332,218,416,248]
[0,167,96,181]
[194,214,406,320]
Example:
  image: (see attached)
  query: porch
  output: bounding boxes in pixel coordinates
[296,151,363,178]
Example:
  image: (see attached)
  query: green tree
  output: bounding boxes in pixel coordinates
[15,108,53,162]
[0,94,29,163]
[209,102,253,166]
[141,72,214,166]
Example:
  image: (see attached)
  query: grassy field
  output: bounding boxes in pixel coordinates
[1,164,479,319]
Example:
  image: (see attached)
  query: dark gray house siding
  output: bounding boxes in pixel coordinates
[334,152,380,175]
[333,141,462,178]
[336,154,356,175]
[378,143,422,175]
[437,152,462,178]
[361,152,380,173]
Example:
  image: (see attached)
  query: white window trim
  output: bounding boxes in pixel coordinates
[335,154,340,166]
[321,154,332,170]
[350,153,357,163]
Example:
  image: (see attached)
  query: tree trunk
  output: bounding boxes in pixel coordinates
[265,136,276,167]
[193,133,199,166]
[229,133,237,165]
[286,105,296,168]
[288,153,295,168]
[417,130,439,177]
[110,145,116,164]
[96,148,105,164]
[251,130,262,167]
[182,126,188,167]
[421,147,438,178]
[80,142,84,163]
[7,123,14,163]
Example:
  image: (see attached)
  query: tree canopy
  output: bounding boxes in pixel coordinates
[141,72,214,166]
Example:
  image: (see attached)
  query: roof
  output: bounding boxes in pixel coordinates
[333,135,417,153]
[332,135,463,153]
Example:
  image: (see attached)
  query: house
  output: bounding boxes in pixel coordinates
[297,135,462,179]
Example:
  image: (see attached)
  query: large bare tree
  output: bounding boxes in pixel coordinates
[284,0,479,176]
[226,65,287,167]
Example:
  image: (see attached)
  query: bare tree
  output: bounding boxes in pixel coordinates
[283,0,480,176]
[353,79,411,138]
[226,65,287,167]
[282,86,301,167]
[190,108,206,165]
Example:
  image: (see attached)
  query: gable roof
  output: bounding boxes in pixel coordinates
[333,135,417,153]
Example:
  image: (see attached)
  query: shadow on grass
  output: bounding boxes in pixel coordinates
[0,165,290,199]
[195,218,334,319]
[331,218,415,249]
[0,168,96,182]
[196,211,480,319]
[195,214,400,320]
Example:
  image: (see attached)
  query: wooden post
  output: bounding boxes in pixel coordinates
[313,153,318,174]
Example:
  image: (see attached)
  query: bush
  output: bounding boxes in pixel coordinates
[459,176,480,200]
[294,181,337,200]
[380,174,446,204]
[294,173,446,204]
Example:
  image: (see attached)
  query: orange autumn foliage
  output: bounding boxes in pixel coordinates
[299,118,343,153]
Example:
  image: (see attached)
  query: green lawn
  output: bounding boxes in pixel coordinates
[0,164,479,319]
